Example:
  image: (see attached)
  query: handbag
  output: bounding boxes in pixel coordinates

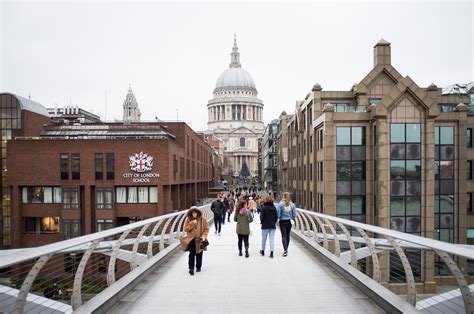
[200,238,209,249]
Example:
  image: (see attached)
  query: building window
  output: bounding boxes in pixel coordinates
[71,153,80,180]
[22,187,61,204]
[240,138,245,147]
[318,129,324,149]
[116,186,158,203]
[95,153,103,180]
[62,187,80,209]
[468,128,472,148]
[318,193,324,212]
[24,217,60,234]
[180,157,185,179]
[336,127,366,222]
[468,193,473,214]
[173,155,178,180]
[369,98,382,106]
[390,123,421,236]
[106,153,115,180]
[96,187,113,209]
[319,162,323,181]
[61,219,81,239]
[433,126,455,249]
[60,153,69,180]
[468,161,473,180]
[96,219,114,232]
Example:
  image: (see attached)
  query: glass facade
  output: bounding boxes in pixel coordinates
[390,123,421,235]
[0,94,21,246]
[390,123,422,283]
[336,127,366,222]
[434,126,455,243]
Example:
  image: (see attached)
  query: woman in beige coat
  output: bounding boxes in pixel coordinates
[181,206,209,275]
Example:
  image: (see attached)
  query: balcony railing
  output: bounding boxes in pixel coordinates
[0,205,213,313]
[291,207,474,313]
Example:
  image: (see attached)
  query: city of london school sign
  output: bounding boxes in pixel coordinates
[123,151,160,183]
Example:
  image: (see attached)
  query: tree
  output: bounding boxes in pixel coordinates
[240,160,250,178]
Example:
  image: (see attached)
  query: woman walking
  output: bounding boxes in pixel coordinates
[181,206,209,275]
[234,200,253,257]
[259,195,278,258]
[276,192,297,257]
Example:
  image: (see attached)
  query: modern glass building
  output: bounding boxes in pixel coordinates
[262,119,278,191]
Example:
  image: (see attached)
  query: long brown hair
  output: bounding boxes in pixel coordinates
[236,200,247,214]
[282,192,291,206]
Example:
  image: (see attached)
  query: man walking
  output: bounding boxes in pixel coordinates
[211,194,226,235]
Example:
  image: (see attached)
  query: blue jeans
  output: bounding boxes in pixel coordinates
[261,229,276,252]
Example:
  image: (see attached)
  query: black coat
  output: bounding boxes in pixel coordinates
[211,200,226,217]
[260,202,278,229]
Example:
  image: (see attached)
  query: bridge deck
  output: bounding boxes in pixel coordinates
[110,215,383,313]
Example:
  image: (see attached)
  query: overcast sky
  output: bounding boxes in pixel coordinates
[1,1,473,131]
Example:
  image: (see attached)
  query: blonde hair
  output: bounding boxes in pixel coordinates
[264,195,273,203]
[282,192,291,206]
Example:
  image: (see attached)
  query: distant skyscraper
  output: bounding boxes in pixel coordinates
[205,35,265,178]
[123,85,141,122]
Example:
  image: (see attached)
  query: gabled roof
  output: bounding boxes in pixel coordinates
[354,65,404,95]
[371,76,439,118]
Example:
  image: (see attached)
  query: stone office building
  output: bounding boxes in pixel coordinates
[277,39,474,292]
[1,93,213,249]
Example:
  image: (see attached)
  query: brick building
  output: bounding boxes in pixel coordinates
[1,93,213,249]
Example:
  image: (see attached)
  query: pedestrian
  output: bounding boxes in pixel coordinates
[227,194,235,222]
[276,192,297,257]
[221,195,229,225]
[234,200,253,257]
[180,206,209,275]
[211,194,226,235]
[247,197,256,217]
[260,195,278,258]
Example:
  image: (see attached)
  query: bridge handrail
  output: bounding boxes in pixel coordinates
[0,204,211,268]
[296,208,474,259]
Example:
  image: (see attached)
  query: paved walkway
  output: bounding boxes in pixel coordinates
[109,214,383,313]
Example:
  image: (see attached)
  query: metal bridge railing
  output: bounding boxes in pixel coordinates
[292,207,474,314]
[0,204,212,313]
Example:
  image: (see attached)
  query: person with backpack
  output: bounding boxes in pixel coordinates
[211,194,226,235]
[234,200,253,257]
[276,192,297,257]
[260,194,278,258]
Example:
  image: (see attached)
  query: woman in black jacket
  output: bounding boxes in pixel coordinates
[259,195,278,258]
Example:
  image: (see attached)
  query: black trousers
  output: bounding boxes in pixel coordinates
[214,215,222,233]
[237,234,249,251]
[188,238,203,270]
[279,220,292,252]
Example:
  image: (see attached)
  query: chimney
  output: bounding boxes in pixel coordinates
[373,39,391,67]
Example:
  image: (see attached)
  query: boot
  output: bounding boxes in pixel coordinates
[245,249,249,258]
[259,250,264,256]
[270,251,274,258]
[189,269,194,275]
[239,250,242,256]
